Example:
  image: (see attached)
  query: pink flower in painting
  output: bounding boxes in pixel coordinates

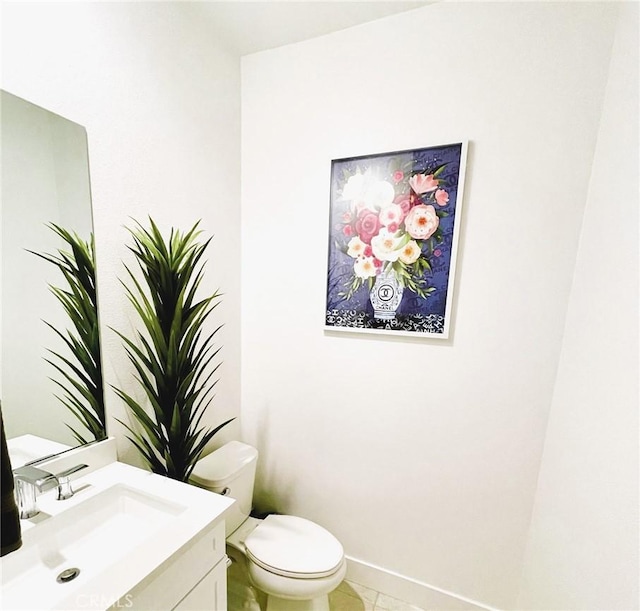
[409,173,439,194]
[434,249,442,257]
[387,222,399,233]
[364,245,373,257]
[404,204,439,240]
[355,209,382,244]
[343,225,353,237]
[342,211,353,223]
[435,189,449,207]
[393,170,404,184]
[394,195,412,218]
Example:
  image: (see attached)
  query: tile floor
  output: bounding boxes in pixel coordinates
[330,580,425,611]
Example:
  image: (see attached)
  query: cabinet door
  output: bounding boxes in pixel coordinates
[174,556,228,611]
[122,521,226,611]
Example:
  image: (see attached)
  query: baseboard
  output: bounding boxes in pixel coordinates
[345,555,501,611]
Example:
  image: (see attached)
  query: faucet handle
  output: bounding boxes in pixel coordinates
[55,464,89,500]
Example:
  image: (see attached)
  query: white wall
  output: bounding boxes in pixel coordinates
[1,2,242,463]
[241,3,618,608]
[518,4,639,609]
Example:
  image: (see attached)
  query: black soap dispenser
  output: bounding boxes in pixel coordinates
[1,405,22,556]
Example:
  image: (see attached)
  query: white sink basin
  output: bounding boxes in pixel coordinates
[1,461,234,610]
[2,485,183,609]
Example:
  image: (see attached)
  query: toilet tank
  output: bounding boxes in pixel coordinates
[190,440,258,535]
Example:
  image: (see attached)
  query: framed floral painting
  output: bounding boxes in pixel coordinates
[325,142,468,338]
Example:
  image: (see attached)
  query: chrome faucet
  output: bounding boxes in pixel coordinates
[13,463,88,518]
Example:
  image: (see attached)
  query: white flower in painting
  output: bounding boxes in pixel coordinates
[354,256,377,279]
[371,228,403,262]
[399,240,421,265]
[347,236,367,258]
[364,180,395,210]
[378,203,403,227]
[341,173,366,202]
[341,170,395,211]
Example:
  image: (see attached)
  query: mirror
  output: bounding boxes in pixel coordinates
[1,90,105,461]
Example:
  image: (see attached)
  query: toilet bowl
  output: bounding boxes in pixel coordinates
[191,441,346,611]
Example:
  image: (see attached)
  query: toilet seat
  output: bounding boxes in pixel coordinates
[244,514,344,579]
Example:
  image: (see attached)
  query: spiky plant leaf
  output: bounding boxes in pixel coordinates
[29,224,105,444]
[113,218,234,482]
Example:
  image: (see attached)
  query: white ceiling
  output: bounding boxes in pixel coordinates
[189,1,430,55]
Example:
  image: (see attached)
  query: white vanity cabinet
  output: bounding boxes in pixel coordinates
[121,520,227,611]
[122,519,228,611]
[1,453,234,611]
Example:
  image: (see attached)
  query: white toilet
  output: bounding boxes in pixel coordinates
[190,441,346,611]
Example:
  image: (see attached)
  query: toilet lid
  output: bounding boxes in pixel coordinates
[244,515,344,579]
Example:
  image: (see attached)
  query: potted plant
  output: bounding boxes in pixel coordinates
[113,218,233,482]
[30,224,105,444]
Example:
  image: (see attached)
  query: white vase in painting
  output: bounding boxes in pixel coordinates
[369,268,404,320]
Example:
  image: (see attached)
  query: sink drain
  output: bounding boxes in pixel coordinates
[56,568,81,583]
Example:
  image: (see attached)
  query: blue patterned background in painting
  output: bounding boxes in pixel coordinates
[325,143,464,333]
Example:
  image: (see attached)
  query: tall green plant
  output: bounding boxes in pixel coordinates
[113,218,233,482]
[29,224,105,445]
